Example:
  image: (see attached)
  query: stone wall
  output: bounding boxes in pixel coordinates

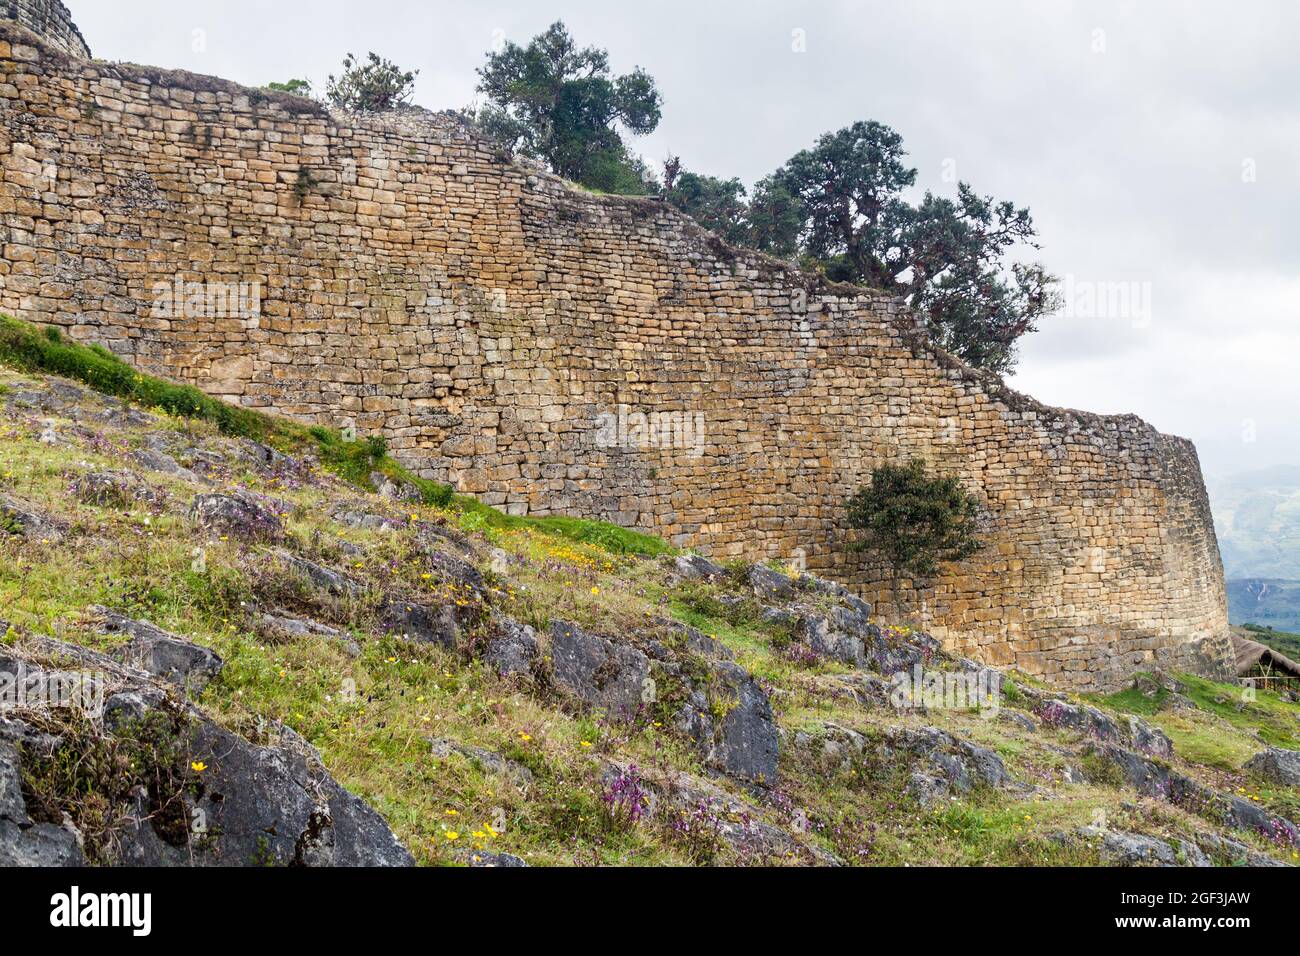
[3,1,87,58]
[0,22,1235,690]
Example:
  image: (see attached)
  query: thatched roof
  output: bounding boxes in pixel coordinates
[1232,634,1300,679]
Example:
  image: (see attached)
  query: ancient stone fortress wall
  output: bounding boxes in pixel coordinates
[4,0,86,59]
[0,21,1234,690]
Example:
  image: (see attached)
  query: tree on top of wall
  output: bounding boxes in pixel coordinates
[472,21,662,195]
[326,53,418,113]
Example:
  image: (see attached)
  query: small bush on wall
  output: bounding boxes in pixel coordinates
[847,459,982,579]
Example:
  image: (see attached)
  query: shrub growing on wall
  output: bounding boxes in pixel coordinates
[326,53,418,113]
[847,459,982,579]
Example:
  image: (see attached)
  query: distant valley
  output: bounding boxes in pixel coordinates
[1207,465,1300,629]
[1226,579,1300,632]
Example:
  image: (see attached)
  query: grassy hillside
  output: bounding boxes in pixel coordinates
[2,315,1297,867]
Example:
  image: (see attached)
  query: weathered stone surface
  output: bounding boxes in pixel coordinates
[130,448,201,483]
[460,850,529,867]
[550,621,650,722]
[0,636,413,867]
[674,554,726,582]
[1091,743,1300,845]
[748,564,795,602]
[1245,748,1300,786]
[600,761,838,865]
[380,598,459,649]
[72,470,162,509]
[0,740,85,866]
[679,660,779,785]
[1037,700,1123,743]
[91,607,223,694]
[888,726,1014,806]
[272,550,363,599]
[1125,715,1174,759]
[0,493,65,542]
[2,0,89,57]
[431,737,533,787]
[189,493,284,543]
[260,613,359,656]
[483,615,538,677]
[1077,826,1182,867]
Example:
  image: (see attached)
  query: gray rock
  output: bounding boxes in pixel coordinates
[550,621,650,722]
[1091,743,1300,846]
[483,615,538,678]
[1037,700,1122,743]
[682,660,778,785]
[674,553,726,582]
[2,634,413,866]
[1126,715,1174,758]
[130,448,200,483]
[748,564,795,601]
[663,620,734,661]
[0,740,87,866]
[380,598,460,649]
[1196,832,1294,867]
[370,471,419,502]
[1079,825,1179,866]
[91,608,224,694]
[72,470,162,509]
[239,440,299,475]
[0,494,66,542]
[190,493,284,543]
[430,738,533,787]
[260,614,359,657]
[424,549,485,592]
[1001,710,1039,733]
[333,508,405,532]
[800,612,867,667]
[601,761,838,866]
[889,726,1013,797]
[1245,748,1300,786]
[789,722,868,772]
[272,550,364,599]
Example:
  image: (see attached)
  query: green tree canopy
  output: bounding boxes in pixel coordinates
[763,121,1059,374]
[265,78,314,99]
[663,121,1058,374]
[475,21,662,194]
[662,158,750,246]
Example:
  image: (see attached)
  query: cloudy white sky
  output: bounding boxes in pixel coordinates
[69,0,1299,481]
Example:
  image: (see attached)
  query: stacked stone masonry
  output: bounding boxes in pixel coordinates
[4,1,86,59]
[0,22,1234,690]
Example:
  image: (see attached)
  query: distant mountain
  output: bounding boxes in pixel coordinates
[1207,466,1300,580]
[1226,578,1300,632]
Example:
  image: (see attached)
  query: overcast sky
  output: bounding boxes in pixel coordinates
[68,0,1299,481]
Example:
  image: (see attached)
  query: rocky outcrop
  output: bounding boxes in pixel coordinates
[550,621,651,723]
[190,493,284,543]
[89,607,224,695]
[0,629,413,867]
[1245,748,1300,786]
